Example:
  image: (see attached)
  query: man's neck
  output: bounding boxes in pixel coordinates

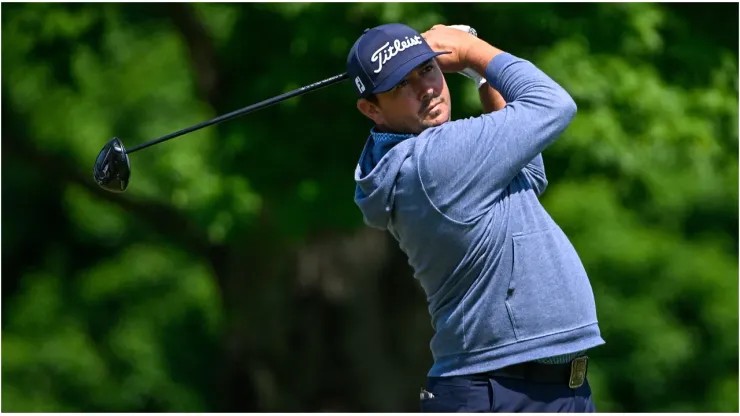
[373,124,394,133]
[373,124,415,136]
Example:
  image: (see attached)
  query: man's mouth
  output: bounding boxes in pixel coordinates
[422,100,442,115]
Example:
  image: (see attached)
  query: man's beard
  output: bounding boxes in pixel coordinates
[419,96,445,117]
[420,104,449,130]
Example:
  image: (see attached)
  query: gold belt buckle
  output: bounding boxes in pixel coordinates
[569,356,588,389]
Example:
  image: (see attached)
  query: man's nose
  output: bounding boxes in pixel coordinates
[416,79,436,102]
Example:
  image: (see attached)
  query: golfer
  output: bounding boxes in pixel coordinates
[347,23,605,412]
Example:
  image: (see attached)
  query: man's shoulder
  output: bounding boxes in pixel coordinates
[419,117,479,137]
[413,117,484,169]
[414,116,490,153]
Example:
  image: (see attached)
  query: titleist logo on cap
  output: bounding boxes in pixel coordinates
[371,35,423,74]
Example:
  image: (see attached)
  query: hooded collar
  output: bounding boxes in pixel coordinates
[354,126,418,230]
[359,126,415,176]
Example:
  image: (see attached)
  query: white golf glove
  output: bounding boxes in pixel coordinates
[447,24,487,88]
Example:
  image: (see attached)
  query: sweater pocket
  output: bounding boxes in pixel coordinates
[505,228,598,341]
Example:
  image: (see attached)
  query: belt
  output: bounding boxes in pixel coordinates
[487,356,589,389]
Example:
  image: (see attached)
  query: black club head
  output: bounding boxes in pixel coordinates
[93,137,131,192]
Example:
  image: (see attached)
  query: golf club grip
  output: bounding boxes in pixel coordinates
[126,72,349,154]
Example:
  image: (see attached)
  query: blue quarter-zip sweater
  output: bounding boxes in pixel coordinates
[354,52,604,377]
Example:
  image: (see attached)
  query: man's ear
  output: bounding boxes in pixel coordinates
[357,98,384,125]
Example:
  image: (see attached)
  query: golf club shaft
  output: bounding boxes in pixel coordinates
[126,72,349,154]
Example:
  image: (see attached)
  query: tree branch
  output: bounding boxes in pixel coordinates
[165,3,222,104]
[5,136,213,257]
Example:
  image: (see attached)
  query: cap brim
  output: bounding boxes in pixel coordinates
[372,51,451,94]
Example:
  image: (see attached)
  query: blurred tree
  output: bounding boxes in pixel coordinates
[2,2,737,412]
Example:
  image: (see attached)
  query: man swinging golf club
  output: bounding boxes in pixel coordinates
[348,23,605,412]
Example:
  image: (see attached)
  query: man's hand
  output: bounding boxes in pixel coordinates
[423,24,505,78]
[447,25,488,88]
[421,25,479,73]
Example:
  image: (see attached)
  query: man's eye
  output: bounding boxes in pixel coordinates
[423,64,434,73]
[395,80,408,90]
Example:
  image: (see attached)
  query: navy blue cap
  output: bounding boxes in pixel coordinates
[347,23,450,98]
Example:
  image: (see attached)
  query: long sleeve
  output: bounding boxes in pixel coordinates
[418,53,576,222]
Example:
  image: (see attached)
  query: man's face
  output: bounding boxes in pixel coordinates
[358,59,451,134]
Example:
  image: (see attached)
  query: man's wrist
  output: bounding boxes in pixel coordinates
[458,37,480,69]
[464,39,504,78]
[458,67,487,87]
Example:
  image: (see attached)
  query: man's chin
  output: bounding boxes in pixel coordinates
[422,112,450,128]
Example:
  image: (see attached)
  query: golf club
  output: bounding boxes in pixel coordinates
[93,72,349,193]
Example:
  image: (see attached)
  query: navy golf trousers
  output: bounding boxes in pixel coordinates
[419,368,595,412]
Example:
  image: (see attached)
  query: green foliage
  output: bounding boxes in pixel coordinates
[2,2,737,412]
